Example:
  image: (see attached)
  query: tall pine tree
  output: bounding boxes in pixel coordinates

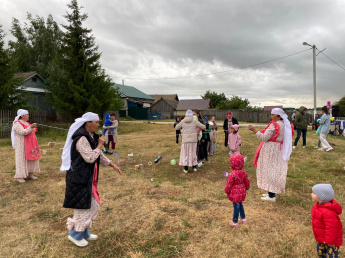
[0,24,27,110]
[48,0,122,117]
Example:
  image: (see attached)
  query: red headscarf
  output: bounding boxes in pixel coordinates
[226,111,233,122]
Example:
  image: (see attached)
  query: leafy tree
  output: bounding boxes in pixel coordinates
[335,96,345,117]
[8,13,62,79]
[47,0,122,117]
[201,91,227,109]
[0,24,27,110]
[218,95,250,110]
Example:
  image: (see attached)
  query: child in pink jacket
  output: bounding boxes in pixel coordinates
[228,124,241,156]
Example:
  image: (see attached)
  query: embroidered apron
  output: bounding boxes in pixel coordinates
[16,121,41,160]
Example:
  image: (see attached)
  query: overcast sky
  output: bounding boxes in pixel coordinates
[1,0,345,108]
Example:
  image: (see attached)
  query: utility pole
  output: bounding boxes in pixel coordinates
[312,45,316,119]
[303,42,321,119]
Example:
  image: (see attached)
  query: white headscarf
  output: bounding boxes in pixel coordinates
[60,112,100,171]
[186,109,193,116]
[271,108,292,161]
[11,109,29,149]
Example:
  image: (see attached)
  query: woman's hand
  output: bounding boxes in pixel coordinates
[30,123,37,128]
[110,162,122,175]
[248,125,258,133]
[97,136,106,149]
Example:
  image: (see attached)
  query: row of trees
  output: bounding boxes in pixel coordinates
[335,97,345,117]
[202,90,345,116]
[0,0,122,116]
[201,90,261,111]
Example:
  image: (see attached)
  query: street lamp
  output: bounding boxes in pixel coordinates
[303,42,317,119]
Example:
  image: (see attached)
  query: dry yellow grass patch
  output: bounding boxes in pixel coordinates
[0,122,344,257]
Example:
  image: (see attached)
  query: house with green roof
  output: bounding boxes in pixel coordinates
[112,83,155,119]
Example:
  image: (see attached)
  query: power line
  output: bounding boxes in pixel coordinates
[318,51,345,71]
[115,48,312,81]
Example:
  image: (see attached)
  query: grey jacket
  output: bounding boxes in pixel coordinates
[319,114,331,134]
[175,116,205,143]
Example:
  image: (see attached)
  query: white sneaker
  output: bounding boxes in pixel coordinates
[303,146,306,148]
[183,170,188,173]
[193,168,197,172]
[87,234,98,241]
[68,235,88,247]
[292,146,296,149]
[261,196,276,202]
[326,147,333,152]
[314,146,319,149]
[261,193,268,197]
[317,148,324,151]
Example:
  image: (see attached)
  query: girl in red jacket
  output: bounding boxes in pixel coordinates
[311,184,343,257]
[224,154,250,228]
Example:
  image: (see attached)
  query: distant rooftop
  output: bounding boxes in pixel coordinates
[113,83,155,101]
[176,99,211,110]
[150,94,179,103]
[14,71,45,81]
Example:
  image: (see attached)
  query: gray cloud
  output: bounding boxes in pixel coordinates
[1,0,345,108]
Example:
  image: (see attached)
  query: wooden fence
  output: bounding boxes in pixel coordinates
[0,110,120,139]
[0,110,49,138]
[199,109,314,124]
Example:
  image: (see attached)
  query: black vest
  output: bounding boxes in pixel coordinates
[63,127,100,209]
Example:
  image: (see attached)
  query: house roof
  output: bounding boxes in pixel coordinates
[264,105,283,111]
[151,98,179,110]
[14,71,45,82]
[176,99,211,111]
[113,83,155,101]
[150,94,179,102]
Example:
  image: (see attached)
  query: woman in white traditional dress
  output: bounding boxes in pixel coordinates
[175,110,205,173]
[11,109,40,183]
[248,108,293,202]
[61,112,122,247]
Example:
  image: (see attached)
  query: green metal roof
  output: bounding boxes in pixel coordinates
[113,83,154,101]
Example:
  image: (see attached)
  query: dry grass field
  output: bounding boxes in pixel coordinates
[0,122,344,257]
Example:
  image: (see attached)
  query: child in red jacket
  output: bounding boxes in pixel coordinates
[311,184,343,257]
[224,154,250,228]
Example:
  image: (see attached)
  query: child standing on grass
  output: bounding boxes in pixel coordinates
[311,184,343,257]
[174,116,181,145]
[228,124,241,156]
[224,154,250,228]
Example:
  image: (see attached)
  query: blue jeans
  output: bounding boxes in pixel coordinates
[294,128,307,146]
[233,202,245,223]
[69,227,91,240]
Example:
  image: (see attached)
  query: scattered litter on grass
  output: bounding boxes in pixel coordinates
[47,142,56,147]
[135,164,142,170]
[154,156,162,163]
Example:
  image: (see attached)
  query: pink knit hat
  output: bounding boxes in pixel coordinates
[231,124,240,132]
[226,111,232,115]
